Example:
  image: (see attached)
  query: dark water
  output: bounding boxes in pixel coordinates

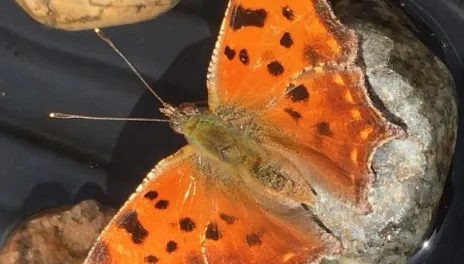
[0,0,462,263]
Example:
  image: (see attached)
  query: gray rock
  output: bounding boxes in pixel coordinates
[315,1,457,263]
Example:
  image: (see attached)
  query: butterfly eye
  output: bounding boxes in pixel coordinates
[179,103,200,115]
[167,120,184,135]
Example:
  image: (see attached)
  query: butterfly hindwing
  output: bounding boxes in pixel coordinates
[202,179,341,264]
[261,67,405,208]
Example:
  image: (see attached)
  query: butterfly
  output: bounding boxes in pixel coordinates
[83,0,405,263]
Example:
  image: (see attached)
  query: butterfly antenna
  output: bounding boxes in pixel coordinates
[94,28,173,110]
[49,112,171,122]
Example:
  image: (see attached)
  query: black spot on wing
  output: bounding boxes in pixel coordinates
[239,49,250,65]
[284,108,302,122]
[246,232,262,247]
[117,210,148,244]
[224,46,236,60]
[280,32,294,48]
[267,61,284,76]
[179,217,196,232]
[144,190,158,200]
[286,84,309,102]
[205,222,222,241]
[219,213,236,225]
[282,6,295,20]
[316,122,333,136]
[166,240,178,253]
[145,255,159,263]
[155,199,169,209]
[86,241,111,264]
[230,5,267,30]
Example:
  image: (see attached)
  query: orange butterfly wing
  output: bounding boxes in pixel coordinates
[84,146,340,264]
[207,0,405,209]
[84,147,208,264]
[208,0,355,110]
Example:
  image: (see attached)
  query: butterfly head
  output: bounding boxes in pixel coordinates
[159,103,201,135]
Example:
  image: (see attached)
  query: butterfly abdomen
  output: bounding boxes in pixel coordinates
[248,159,315,205]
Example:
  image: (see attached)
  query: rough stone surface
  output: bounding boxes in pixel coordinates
[0,200,115,264]
[314,1,457,264]
[15,0,182,30]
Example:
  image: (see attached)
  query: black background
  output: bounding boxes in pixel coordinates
[0,0,462,263]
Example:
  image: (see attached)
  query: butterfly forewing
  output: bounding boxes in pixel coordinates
[84,146,340,264]
[207,0,356,111]
[84,147,209,264]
